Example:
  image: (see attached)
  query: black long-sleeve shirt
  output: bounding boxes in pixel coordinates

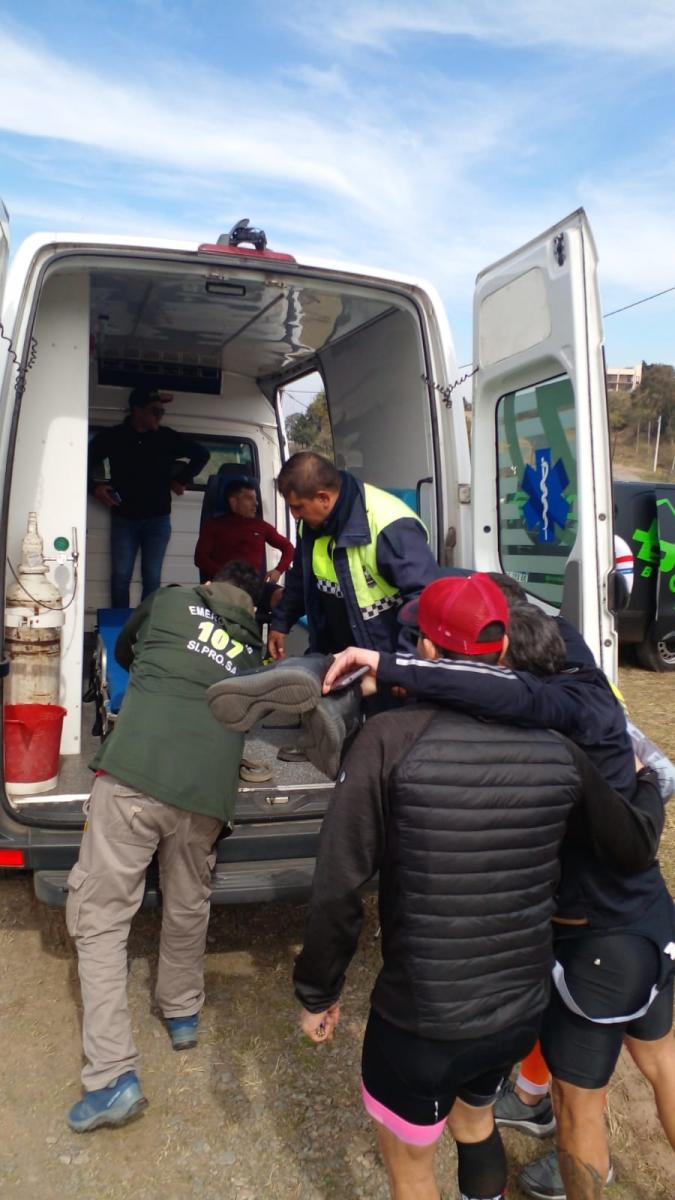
[88,419,209,519]
[377,649,636,798]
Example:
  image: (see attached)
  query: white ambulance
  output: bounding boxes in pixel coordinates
[0,205,618,902]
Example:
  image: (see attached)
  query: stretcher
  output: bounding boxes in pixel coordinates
[91,607,133,737]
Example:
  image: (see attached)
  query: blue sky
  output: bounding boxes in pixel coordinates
[2,0,675,370]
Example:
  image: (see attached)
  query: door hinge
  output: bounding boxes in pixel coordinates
[553,233,566,267]
[458,484,471,504]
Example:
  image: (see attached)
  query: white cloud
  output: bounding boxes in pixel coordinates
[0,28,526,249]
[289,0,675,57]
[0,32,356,198]
[3,14,675,364]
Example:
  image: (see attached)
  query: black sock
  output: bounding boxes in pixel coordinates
[456,1126,507,1200]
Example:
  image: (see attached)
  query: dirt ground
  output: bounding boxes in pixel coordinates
[0,662,673,1200]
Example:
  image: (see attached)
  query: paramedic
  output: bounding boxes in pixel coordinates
[268,451,439,662]
[88,387,210,607]
[294,575,663,1200]
[65,561,262,1133]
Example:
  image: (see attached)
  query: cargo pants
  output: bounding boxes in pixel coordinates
[66,773,222,1090]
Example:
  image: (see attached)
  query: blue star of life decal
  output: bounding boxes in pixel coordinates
[521,449,570,543]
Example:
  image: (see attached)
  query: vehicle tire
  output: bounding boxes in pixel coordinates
[635,626,675,672]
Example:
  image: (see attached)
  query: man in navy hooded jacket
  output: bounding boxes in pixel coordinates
[268,452,439,661]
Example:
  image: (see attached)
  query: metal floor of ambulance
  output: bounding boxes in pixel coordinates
[8,707,330,827]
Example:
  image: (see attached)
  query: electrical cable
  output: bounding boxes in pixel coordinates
[603,283,675,318]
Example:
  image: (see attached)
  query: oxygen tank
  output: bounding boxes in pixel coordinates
[4,513,64,705]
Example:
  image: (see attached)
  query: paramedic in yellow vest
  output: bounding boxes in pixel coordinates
[268,452,440,662]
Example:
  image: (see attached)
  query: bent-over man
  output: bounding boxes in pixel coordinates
[66,561,262,1132]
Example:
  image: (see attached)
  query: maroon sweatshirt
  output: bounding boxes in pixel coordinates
[195,514,294,579]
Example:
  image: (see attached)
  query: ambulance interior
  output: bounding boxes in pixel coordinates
[4,253,447,825]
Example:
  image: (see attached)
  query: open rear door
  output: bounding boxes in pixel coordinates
[0,198,11,411]
[0,200,8,305]
[0,199,9,360]
[471,209,615,674]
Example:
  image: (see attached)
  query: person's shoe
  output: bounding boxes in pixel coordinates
[239,758,274,783]
[295,683,363,779]
[494,1080,556,1137]
[67,1071,147,1132]
[276,745,309,763]
[518,1148,614,1199]
[166,1014,199,1050]
[207,655,331,732]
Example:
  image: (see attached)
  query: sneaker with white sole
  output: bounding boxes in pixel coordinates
[518,1148,614,1199]
[67,1071,147,1132]
[494,1080,556,1138]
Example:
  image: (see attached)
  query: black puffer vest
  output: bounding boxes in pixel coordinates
[372,710,583,1039]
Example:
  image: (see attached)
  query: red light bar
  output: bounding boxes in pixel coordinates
[0,848,25,867]
[198,244,296,263]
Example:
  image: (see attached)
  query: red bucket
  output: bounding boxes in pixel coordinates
[4,704,67,791]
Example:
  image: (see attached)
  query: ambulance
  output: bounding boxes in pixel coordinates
[0,205,620,902]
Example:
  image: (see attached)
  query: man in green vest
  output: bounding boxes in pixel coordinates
[268,452,439,663]
[65,561,262,1133]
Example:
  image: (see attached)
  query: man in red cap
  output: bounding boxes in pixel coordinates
[292,574,663,1200]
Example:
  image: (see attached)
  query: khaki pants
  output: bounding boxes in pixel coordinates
[66,774,222,1090]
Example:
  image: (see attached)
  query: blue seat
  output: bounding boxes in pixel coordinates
[199,467,261,526]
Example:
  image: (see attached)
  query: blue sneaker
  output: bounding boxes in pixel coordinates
[166,1014,199,1050]
[67,1071,147,1132]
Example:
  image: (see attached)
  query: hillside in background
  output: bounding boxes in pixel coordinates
[285,391,334,458]
[610,362,675,480]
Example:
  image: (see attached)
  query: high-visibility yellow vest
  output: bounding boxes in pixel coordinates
[310,483,427,622]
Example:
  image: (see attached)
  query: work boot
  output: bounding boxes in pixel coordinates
[296,682,363,779]
[207,655,331,732]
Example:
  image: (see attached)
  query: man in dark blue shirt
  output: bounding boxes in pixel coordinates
[88,387,209,607]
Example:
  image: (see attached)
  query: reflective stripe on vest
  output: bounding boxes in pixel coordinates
[311,484,427,621]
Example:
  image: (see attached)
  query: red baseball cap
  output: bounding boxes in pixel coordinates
[400,573,509,656]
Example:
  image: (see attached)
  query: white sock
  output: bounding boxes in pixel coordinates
[515,1072,549,1098]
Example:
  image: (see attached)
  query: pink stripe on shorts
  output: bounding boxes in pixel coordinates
[361,1081,447,1145]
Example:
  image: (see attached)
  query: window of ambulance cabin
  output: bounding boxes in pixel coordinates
[496,375,577,608]
[188,437,258,490]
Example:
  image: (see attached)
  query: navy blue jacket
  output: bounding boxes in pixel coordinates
[270,477,439,654]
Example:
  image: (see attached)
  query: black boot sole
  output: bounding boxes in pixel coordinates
[207,666,323,732]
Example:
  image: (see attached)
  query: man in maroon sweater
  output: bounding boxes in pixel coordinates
[194,481,294,612]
